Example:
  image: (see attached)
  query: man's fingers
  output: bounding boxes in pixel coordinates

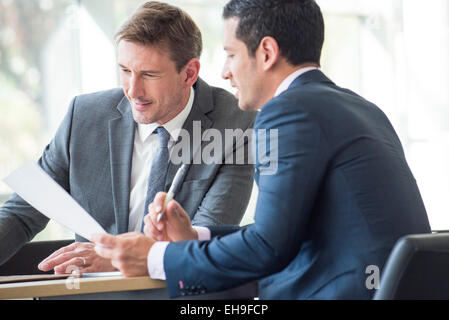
[38,243,95,271]
[90,233,117,247]
[93,243,115,259]
[145,204,160,228]
[53,257,87,274]
[91,233,119,260]
[143,223,157,239]
[146,201,165,232]
[144,225,160,240]
[163,200,197,241]
[143,215,155,237]
[166,200,188,222]
[145,203,154,223]
[152,192,168,231]
[39,250,81,271]
[153,192,167,213]
[38,242,77,267]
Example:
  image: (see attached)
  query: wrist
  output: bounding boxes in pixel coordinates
[192,226,211,241]
[192,228,199,240]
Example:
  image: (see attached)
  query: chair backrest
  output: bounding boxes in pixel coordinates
[0,240,74,276]
[374,233,449,300]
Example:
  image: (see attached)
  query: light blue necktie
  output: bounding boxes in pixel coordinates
[142,126,171,230]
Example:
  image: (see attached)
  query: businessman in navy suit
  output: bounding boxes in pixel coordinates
[92,0,431,299]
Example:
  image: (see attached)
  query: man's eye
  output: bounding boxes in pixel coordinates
[143,73,159,79]
[121,69,130,73]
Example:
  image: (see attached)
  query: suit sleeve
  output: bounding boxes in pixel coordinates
[0,97,76,265]
[163,98,331,298]
[208,225,243,238]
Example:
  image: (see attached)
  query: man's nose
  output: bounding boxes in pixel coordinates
[128,75,144,98]
[222,65,231,80]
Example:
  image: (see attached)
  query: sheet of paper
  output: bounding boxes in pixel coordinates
[3,162,107,240]
[81,271,123,278]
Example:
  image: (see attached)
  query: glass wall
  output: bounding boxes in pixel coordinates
[319,0,449,230]
[1,0,448,241]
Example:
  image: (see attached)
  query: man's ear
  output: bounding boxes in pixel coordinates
[182,58,200,88]
[256,36,280,71]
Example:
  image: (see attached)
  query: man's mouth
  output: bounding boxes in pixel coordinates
[233,89,239,99]
[133,101,153,111]
[231,85,239,99]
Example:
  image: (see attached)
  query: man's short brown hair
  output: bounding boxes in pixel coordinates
[116,1,203,72]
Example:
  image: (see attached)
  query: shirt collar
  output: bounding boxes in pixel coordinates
[274,66,318,97]
[137,87,195,143]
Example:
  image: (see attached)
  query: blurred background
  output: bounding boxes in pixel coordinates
[0,0,448,240]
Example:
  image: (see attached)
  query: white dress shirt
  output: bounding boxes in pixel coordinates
[128,87,195,232]
[274,66,317,97]
[147,67,318,280]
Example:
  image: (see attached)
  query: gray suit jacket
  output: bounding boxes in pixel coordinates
[0,78,256,265]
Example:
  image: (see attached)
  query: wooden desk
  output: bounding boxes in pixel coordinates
[0,275,258,300]
[0,275,164,300]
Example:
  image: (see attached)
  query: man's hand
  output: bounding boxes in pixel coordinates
[38,242,117,274]
[143,192,198,242]
[91,232,155,277]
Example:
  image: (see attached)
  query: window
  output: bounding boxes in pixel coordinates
[318,0,449,229]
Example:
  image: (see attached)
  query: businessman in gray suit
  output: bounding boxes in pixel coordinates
[0,2,255,274]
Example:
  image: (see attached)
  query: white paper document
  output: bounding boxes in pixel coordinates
[3,162,107,240]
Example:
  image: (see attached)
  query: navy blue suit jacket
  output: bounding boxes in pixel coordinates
[163,70,431,299]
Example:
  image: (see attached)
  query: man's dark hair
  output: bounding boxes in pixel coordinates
[116,1,202,72]
[223,0,324,66]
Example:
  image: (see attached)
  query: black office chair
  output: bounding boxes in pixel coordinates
[0,240,74,276]
[374,233,449,300]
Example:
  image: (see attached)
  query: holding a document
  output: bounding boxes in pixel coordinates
[0,2,255,275]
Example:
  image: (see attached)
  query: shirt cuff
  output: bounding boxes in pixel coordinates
[147,227,210,280]
[147,241,169,280]
[193,226,211,240]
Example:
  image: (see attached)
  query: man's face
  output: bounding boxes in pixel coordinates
[118,40,189,124]
[222,18,264,111]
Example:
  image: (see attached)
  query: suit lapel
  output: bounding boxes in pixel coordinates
[109,96,136,234]
[165,79,213,189]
